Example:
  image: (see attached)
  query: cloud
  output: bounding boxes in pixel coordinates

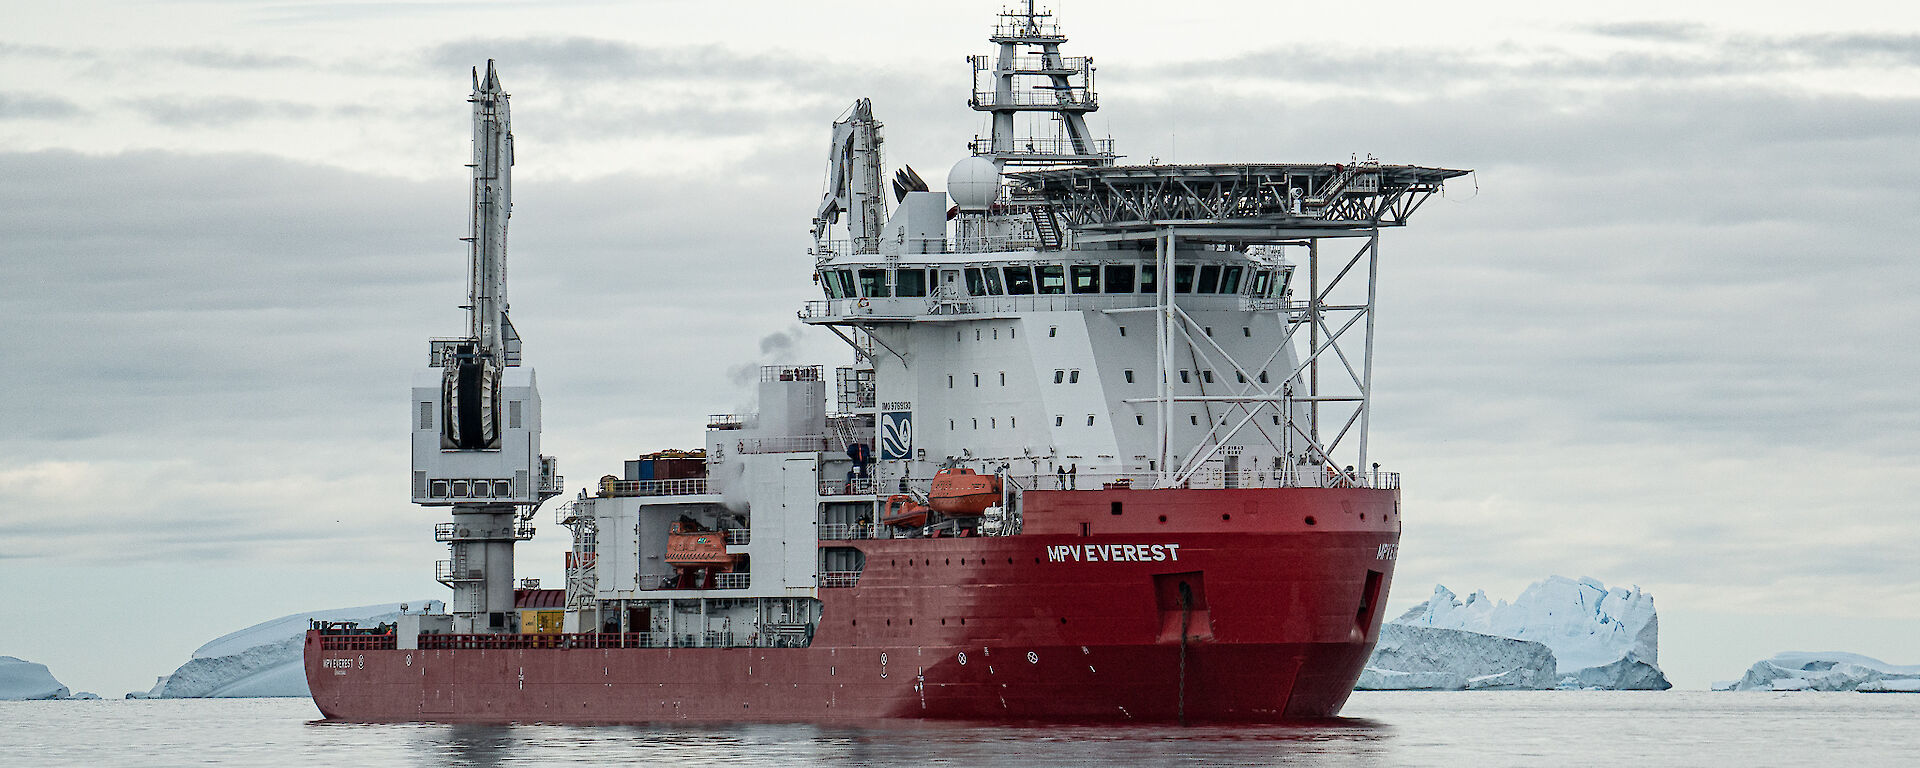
[1585,21,1710,43]
[167,47,316,70]
[119,96,319,127]
[423,37,831,85]
[0,92,85,119]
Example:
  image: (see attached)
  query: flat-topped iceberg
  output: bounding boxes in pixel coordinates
[1356,623,1559,690]
[140,600,439,698]
[1362,575,1671,690]
[1714,652,1920,692]
[0,656,70,700]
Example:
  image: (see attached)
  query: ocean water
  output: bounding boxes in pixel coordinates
[2,691,1914,767]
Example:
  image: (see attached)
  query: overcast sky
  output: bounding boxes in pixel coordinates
[3,0,1918,696]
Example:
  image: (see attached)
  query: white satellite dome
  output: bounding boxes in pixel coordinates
[946,156,1001,211]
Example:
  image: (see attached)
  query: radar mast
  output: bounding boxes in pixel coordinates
[969,1,1115,168]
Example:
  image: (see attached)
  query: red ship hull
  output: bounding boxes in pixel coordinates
[307,487,1399,722]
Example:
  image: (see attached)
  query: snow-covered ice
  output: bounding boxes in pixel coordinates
[143,600,440,698]
[1364,575,1671,690]
[0,656,70,700]
[1356,624,1558,690]
[1718,652,1920,693]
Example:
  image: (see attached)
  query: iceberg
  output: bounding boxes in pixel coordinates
[1356,624,1559,690]
[0,656,70,700]
[146,600,440,698]
[1364,576,1671,690]
[1716,652,1920,693]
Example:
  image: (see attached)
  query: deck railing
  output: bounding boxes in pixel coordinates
[801,293,1259,320]
[414,631,760,650]
[598,477,712,497]
[816,523,881,541]
[735,435,829,454]
[1002,469,1401,491]
[820,477,878,496]
[315,632,397,651]
[819,571,863,588]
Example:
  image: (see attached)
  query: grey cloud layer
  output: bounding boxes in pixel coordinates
[4,24,1916,625]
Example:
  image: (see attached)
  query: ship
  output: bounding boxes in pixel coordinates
[306,3,1466,723]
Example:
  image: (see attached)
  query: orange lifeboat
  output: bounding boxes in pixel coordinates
[665,521,732,566]
[927,468,1001,516]
[881,495,931,527]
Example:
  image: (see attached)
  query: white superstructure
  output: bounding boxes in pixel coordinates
[548,4,1459,647]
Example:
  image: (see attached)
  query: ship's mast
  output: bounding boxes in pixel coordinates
[969,1,1113,168]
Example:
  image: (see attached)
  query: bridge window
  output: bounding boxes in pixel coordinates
[1174,264,1195,293]
[1070,264,1101,294]
[1221,266,1244,294]
[1104,264,1135,293]
[820,272,840,298]
[1138,264,1156,294]
[984,268,1006,295]
[895,268,928,297]
[1250,269,1271,297]
[858,269,890,298]
[1004,266,1036,295]
[1197,264,1221,293]
[964,268,986,296]
[1037,264,1066,294]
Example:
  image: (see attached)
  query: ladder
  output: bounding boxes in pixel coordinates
[1029,206,1063,249]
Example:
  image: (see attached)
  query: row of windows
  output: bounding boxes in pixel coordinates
[945,412,1291,430]
[949,324,1267,347]
[947,368,1274,387]
[821,264,1290,299]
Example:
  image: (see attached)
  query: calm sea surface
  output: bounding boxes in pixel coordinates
[2,691,1914,767]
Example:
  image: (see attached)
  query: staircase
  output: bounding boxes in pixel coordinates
[1029,206,1063,249]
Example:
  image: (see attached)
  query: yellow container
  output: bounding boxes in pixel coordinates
[521,609,564,634]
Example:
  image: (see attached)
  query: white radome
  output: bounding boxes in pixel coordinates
[946,156,1001,210]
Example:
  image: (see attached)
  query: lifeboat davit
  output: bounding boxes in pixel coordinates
[927,468,1001,516]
